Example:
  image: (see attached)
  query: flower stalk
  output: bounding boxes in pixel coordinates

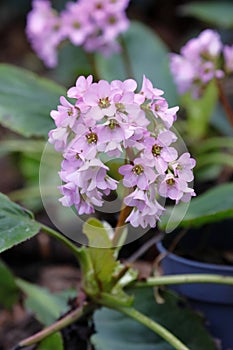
[112,305,190,350]
[40,223,81,260]
[112,204,132,246]
[134,274,233,288]
[15,303,96,349]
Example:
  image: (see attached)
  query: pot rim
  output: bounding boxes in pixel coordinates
[157,241,233,274]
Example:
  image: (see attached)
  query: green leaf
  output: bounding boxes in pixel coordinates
[0,259,19,309]
[95,21,178,105]
[181,81,218,140]
[0,139,45,157]
[37,332,64,350]
[159,183,233,230]
[196,152,233,169]
[50,43,92,86]
[83,219,116,289]
[197,137,233,153]
[83,218,112,249]
[211,103,233,136]
[179,2,233,28]
[16,278,76,326]
[0,192,41,253]
[0,64,65,137]
[92,288,217,350]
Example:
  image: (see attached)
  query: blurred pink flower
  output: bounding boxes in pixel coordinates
[170,29,224,98]
[26,0,130,67]
[26,0,64,67]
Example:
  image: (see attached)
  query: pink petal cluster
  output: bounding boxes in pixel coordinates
[26,0,64,68]
[49,75,195,228]
[170,29,224,98]
[26,0,130,67]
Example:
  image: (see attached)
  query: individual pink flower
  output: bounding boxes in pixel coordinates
[64,127,100,161]
[119,158,157,190]
[59,181,95,214]
[143,130,178,173]
[73,159,118,195]
[124,187,165,228]
[83,80,117,120]
[67,75,93,99]
[59,158,118,215]
[97,119,130,156]
[99,11,129,42]
[140,75,164,100]
[50,96,79,128]
[171,153,196,182]
[111,78,137,94]
[151,98,178,128]
[61,2,93,46]
[158,173,195,203]
[48,125,73,152]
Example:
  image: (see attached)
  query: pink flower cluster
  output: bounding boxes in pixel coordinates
[26,0,130,68]
[170,29,229,98]
[49,75,195,228]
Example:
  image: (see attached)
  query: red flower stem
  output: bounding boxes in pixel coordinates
[112,205,132,247]
[216,79,233,128]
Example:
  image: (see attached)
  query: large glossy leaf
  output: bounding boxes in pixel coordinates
[37,332,64,350]
[95,21,178,105]
[0,64,65,137]
[92,288,217,350]
[179,2,233,28]
[0,259,19,309]
[159,183,233,230]
[16,278,76,326]
[0,193,41,253]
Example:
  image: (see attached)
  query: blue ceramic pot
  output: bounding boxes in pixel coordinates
[157,229,233,350]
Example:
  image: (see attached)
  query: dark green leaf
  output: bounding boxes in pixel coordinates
[16,278,76,326]
[211,103,233,136]
[0,259,19,309]
[92,289,217,350]
[179,2,233,28]
[0,64,65,137]
[160,183,233,230]
[0,192,40,253]
[50,43,92,86]
[95,21,178,105]
[37,332,63,350]
[181,81,218,140]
